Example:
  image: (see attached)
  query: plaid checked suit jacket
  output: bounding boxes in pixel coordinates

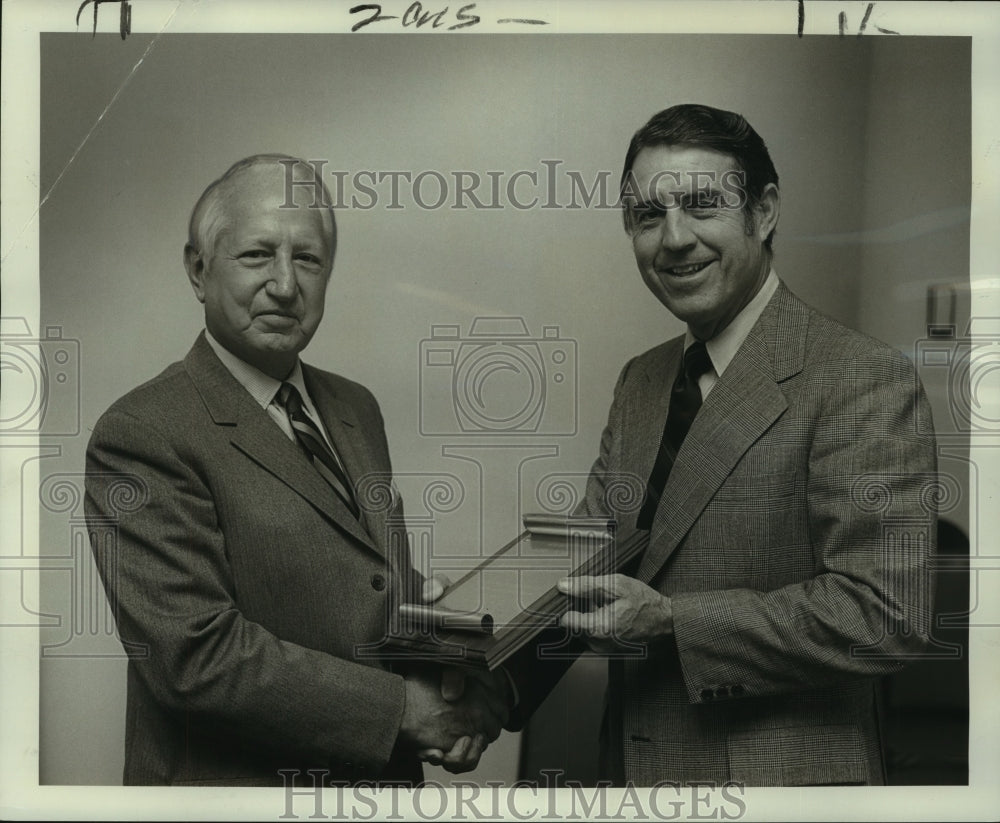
[85,333,421,786]
[576,283,938,786]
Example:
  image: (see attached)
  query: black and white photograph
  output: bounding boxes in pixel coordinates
[1,1,998,820]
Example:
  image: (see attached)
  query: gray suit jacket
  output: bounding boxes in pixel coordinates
[574,284,938,786]
[85,333,422,786]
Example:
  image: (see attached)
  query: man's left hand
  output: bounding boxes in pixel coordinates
[557,574,673,654]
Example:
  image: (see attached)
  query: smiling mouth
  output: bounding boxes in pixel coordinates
[659,261,713,276]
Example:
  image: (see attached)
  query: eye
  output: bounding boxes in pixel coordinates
[238,249,271,263]
[687,191,723,212]
[631,204,665,229]
[294,253,325,269]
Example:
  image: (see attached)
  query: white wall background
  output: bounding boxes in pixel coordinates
[35,33,969,785]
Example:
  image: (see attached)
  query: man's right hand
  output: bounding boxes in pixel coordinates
[399,668,509,773]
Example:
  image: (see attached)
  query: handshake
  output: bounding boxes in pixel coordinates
[396,574,512,774]
[398,664,512,774]
[394,564,675,773]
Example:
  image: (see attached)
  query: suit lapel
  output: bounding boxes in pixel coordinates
[636,285,807,584]
[183,335,381,555]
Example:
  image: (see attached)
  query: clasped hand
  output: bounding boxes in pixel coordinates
[397,575,512,773]
[558,573,674,654]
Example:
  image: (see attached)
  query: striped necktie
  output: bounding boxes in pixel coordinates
[277,382,360,518]
[636,340,714,530]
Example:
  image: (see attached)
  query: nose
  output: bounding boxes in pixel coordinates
[659,209,696,252]
[266,253,297,301]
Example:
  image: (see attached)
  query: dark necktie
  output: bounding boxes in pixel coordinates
[277,382,360,518]
[636,341,713,530]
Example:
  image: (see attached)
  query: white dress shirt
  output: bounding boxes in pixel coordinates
[203,330,345,466]
[686,268,779,398]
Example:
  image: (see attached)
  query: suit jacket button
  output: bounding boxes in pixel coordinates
[371,574,387,591]
[700,688,714,701]
[731,684,744,696]
[716,686,729,698]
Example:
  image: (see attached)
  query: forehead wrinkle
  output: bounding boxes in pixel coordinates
[217,173,332,247]
[209,164,335,248]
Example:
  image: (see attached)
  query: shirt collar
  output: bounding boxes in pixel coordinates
[204,330,309,409]
[685,268,779,377]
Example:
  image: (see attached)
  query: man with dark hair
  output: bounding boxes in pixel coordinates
[553,104,938,786]
[84,154,509,786]
[618,103,779,249]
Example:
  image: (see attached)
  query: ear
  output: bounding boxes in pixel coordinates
[753,183,780,242]
[184,243,208,303]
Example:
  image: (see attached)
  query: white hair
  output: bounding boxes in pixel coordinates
[186,154,336,266]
